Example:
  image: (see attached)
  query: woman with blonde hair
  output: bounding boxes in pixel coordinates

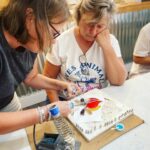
[44,0,127,102]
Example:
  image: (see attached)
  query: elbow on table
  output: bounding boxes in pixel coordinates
[110,71,127,86]
[133,56,145,65]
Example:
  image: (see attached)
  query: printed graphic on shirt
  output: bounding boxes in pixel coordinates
[65,62,106,93]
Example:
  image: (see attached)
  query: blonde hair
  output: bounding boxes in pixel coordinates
[74,0,115,25]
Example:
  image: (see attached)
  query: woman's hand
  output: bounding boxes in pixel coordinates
[48,101,71,117]
[96,27,111,49]
[63,82,82,99]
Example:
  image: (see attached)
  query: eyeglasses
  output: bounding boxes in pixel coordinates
[79,54,90,75]
[49,24,60,39]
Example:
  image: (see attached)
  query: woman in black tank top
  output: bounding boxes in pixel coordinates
[0,0,81,134]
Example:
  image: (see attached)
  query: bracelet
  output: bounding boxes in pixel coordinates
[45,105,51,121]
[37,106,46,124]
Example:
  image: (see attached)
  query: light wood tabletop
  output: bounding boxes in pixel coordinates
[26,114,143,150]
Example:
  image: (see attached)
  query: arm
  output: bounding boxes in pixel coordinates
[24,59,65,90]
[43,60,61,102]
[0,108,39,134]
[133,24,150,65]
[24,59,80,99]
[0,101,71,134]
[133,55,150,65]
[96,29,127,85]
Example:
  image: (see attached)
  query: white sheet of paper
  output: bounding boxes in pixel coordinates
[68,88,133,141]
[70,90,105,123]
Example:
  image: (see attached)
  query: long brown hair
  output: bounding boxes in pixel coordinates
[0,0,70,51]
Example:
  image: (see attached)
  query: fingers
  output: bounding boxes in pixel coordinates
[67,83,81,98]
[98,26,109,35]
[75,84,82,94]
[47,98,75,117]
[55,101,71,117]
[61,82,82,99]
[101,26,108,33]
[96,27,110,46]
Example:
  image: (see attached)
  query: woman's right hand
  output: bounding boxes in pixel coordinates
[62,81,82,99]
[48,101,71,117]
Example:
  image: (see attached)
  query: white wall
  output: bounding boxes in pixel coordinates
[19,90,47,108]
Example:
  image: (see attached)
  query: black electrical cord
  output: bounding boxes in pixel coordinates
[32,123,77,150]
[33,124,38,150]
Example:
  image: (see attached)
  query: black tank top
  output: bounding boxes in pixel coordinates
[0,24,37,109]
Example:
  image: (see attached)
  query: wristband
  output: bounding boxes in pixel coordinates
[37,106,46,124]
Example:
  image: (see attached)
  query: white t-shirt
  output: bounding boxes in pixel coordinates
[46,27,121,96]
[130,23,150,76]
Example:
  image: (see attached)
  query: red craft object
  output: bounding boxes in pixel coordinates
[86,98,101,109]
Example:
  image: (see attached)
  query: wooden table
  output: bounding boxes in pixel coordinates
[25,72,150,150]
[26,115,143,150]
